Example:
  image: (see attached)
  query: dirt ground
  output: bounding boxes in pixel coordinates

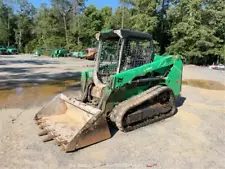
[0,55,225,169]
[0,54,94,89]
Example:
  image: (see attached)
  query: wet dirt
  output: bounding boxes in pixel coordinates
[0,80,79,109]
[182,79,225,90]
[1,64,225,169]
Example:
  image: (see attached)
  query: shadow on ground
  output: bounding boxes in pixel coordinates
[176,96,186,107]
[0,71,81,90]
[0,67,55,73]
[0,59,59,66]
[0,56,88,89]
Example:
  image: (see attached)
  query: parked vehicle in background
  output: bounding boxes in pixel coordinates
[84,48,97,60]
[34,49,42,56]
[71,48,96,60]
[51,48,70,57]
[0,46,7,55]
[72,51,85,58]
[209,63,225,71]
[6,46,18,54]
[0,46,19,55]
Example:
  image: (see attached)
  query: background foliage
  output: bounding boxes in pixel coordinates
[0,0,224,64]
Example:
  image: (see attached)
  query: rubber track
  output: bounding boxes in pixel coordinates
[110,85,177,132]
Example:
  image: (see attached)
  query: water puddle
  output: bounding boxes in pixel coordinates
[2,79,224,109]
[0,80,79,109]
[182,79,225,90]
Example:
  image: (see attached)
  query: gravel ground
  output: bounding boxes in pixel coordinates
[183,65,225,83]
[0,54,94,89]
[0,55,224,169]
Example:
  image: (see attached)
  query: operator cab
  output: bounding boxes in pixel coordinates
[95,29,154,84]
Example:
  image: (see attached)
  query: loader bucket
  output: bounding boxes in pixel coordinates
[34,94,111,152]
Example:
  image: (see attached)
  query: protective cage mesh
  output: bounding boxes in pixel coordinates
[120,39,154,72]
[98,39,154,83]
[98,39,121,80]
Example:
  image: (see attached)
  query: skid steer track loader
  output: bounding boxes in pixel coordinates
[34,29,183,152]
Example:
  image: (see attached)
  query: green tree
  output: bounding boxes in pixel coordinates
[129,0,163,53]
[0,1,16,46]
[112,6,132,29]
[166,0,224,65]
[34,2,68,50]
[0,0,224,64]
[0,2,10,45]
[71,0,86,46]
[14,0,36,52]
[100,6,113,29]
[51,0,72,48]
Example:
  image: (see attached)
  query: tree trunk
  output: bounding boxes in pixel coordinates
[74,0,80,45]
[7,9,10,46]
[19,29,22,51]
[121,5,125,28]
[42,34,46,48]
[77,16,80,45]
[63,14,69,48]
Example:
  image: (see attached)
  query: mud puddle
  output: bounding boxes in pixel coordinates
[0,80,80,109]
[182,79,225,90]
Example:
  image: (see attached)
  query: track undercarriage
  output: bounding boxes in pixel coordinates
[110,86,177,132]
